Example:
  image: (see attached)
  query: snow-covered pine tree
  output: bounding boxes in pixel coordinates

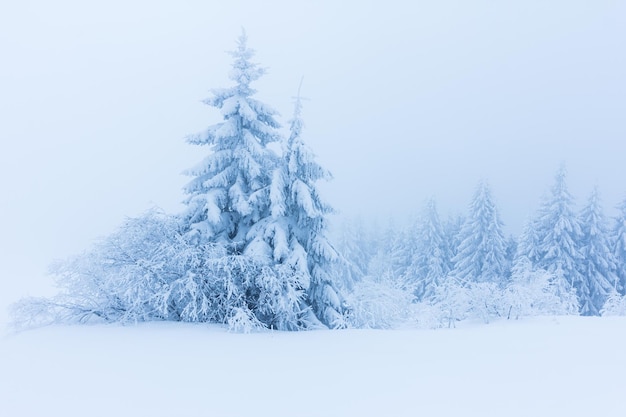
[451,181,508,285]
[577,187,618,315]
[180,32,346,330]
[612,197,626,295]
[247,92,347,328]
[183,31,281,249]
[534,165,583,313]
[406,198,451,301]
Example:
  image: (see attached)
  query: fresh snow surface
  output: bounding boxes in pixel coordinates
[1,317,625,417]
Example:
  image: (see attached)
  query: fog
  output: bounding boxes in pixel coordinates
[1,1,625,319]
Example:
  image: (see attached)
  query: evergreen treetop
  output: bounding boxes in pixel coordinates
[183,31,281,247]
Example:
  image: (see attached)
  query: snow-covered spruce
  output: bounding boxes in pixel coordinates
[182,31,281,248]
[180,33,347,329]
[405,198,452,302]
[532,165,585,314]
[577,187,618,315]
[245,92,347,328]
[450,180,509,286]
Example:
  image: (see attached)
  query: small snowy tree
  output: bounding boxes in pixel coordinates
[577,187,618,315]
[451,181,508,285]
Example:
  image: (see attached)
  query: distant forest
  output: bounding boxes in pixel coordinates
[337,168,626,328]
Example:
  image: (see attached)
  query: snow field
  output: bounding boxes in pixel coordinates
[1,316,625,417]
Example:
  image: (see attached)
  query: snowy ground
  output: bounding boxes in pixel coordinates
[1,317,625,417]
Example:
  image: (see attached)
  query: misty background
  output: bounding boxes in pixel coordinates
[1,1,625,322]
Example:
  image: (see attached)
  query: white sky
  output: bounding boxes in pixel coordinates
[1,1,625,315]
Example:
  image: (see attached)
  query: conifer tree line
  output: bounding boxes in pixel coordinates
[12,33,626,331]
[339,167,626,327]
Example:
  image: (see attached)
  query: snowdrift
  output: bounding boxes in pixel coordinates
[2,316,625,417]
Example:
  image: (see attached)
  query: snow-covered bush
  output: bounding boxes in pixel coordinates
[11,209,313,331]
[466,282,505,323]
[12,209,191,328]
[502,258,579,319]
[420,259,580,328]
[601,290,626,316]
[430,279,503,326]
[345,271,416,329]
[430,278,472,327]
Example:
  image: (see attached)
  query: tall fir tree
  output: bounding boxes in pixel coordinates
[183,31,281,249]
[247,92,347,328]
[577,187,618,315]
[406,198,451,301]
[180,33,349,329]
[612,197,626,295]
[534,165,583,310]
[451,181,508,285]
